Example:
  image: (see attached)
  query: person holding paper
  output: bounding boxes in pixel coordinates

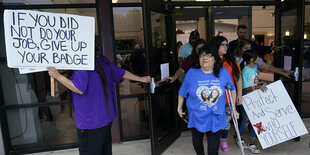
[167,39,207,83]
[178,31,200,66]
[177,44,236,155]
[209,36,242,152]
[239,50,268,154]
[47,54,150,155]
[233,39,293,78]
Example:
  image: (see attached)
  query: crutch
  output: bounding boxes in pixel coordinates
[226,85,245,155]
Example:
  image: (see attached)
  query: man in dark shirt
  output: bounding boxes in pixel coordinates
[229,25,275,55]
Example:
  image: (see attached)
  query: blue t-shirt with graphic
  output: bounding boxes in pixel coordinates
[242,66,259,94]
[179,67,235,133]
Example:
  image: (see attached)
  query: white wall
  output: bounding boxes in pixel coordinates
[252,6,275,36]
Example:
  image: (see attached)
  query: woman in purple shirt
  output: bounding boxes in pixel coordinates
[47,54,150,155]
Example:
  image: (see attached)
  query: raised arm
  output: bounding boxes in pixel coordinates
[47,67,83,95]
[167,68,185,83]
[123,70,151,83]
[259,61,293,78]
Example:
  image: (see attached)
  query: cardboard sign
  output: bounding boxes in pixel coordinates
[3,10,95,71]
[242,80,308,149]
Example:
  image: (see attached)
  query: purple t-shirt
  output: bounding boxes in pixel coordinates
[70,56,125,129]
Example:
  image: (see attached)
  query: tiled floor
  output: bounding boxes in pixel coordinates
[32,118,310,155]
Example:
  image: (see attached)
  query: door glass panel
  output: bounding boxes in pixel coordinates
[302,5,310,116]
[212,7,251,41]
[279,9,297,105]
[150,11,177,141]
[6,105,76,150]
[113,7,147,96]
[120,97,149,139]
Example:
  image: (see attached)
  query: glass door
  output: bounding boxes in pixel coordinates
[143,1,180,155]
[301,4,310,117]
[212,7,252,42]
[275,0,304,116]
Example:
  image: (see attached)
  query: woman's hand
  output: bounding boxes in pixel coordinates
[47,66,61,79]
[166,76,177,83]
[177,107,185,118]
[141,76,151,83]
[231,111,240,120]
[281,69,294,79]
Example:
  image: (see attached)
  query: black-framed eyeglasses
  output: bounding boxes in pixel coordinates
[220,43,229,48]
[199,53,213,58]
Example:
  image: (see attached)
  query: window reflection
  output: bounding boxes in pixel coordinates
[7,106,76,149]
[120,97,149,139]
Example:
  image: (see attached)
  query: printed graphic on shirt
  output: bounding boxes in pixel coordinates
[249,74,259,86]
[195,80,223,108]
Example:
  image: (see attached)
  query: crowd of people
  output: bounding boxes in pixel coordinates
[174,26,293,155]
[47,25,293,155]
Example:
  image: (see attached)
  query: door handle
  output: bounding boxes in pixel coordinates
[149,77,170,94]
[150,77,156,94]
[294,67,299,82]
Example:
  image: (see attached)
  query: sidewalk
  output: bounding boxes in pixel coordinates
[33,118,310,155]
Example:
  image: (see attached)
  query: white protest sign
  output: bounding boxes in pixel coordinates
[242,80,308,149]
[3,10,94,71]
[19,67,47,74]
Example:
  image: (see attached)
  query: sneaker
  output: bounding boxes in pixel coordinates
[248,144,260,154]
[240,140,247,149]
[220,141,230,152]
[234,136,247,149]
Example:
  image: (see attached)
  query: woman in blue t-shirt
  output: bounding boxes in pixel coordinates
[178,44,236,155]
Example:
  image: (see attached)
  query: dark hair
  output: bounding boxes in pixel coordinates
[189,39,207,62]
[237,25,247,31]
[201,90,208,101]
[193,44,223,77]
[189,30,200,39]
[210,36,240,82]
[234,39,251,57]
[67,37,110,118]
[240,49,257,70]
[207,89,220,103]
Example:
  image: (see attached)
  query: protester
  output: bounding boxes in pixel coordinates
[209,36,242,152]
[229,25,277,56]
[234,39,293,78]
[178,30,200,66]
[168,39,206,83]
[47,53,150,155]
[177,44,236,155]
[239,49,268,154]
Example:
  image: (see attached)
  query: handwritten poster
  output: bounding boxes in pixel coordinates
[3,10,95,71]
[242,80,308,149]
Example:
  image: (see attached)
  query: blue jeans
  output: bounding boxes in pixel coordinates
[220,104,231,141]
[239,105,256,140]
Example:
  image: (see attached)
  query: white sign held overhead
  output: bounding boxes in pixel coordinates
[3,10,95,71]
[242,80,308,149]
